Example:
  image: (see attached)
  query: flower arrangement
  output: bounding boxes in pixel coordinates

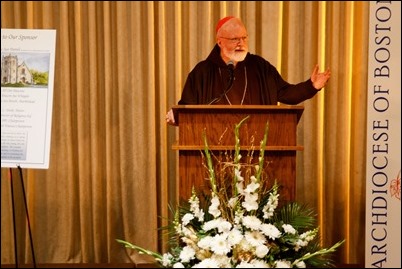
[117,116,344,268]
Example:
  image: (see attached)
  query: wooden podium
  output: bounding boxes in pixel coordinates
[172,105,304,204]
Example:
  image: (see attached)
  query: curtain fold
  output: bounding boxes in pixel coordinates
[1,1,368,265]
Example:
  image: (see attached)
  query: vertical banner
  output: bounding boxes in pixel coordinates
[366,2,401,268]
[1,29,56,169]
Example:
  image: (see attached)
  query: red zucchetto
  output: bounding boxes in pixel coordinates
[215,16,235,34]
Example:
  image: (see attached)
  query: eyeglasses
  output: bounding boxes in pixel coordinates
[219,36,248,44]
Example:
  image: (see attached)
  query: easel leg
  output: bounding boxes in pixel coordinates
[8,167,37,268]
[17,166,37,268]
[9,168,19,268]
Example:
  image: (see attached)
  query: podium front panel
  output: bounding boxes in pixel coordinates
[178,150,296,204]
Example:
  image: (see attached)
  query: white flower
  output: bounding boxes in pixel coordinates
[202,218,221,232]
[282,224,296,235]
[227,228,243,246]
[236,181,245,194]
[242,215,262,230]
[294,229,318,250]
[181,213,194,226]
[300,229,317,242]
[260,223,281,240]
[255,244,270,258]
[262,192,279,219]
[216,218,232,233]
[197,235,213,250]
[275,260,292,268]
[262,203,275,219]
[295,260,306,268]
[161,253,173,267]
[245,230,266,247]
[189,194,204,221]
[210,234,231,255]
[235,167,244,181]
[208,195,221,217]
[201,217,232,233]
[179,246,196,263]
[242,192,259,211]
[294,239,307,251]
[244,181,260,194]
[195,209,205,222]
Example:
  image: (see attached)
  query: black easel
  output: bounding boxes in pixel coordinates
[9,166,37,268]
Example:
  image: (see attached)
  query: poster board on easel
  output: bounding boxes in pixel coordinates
[1,29,56,169]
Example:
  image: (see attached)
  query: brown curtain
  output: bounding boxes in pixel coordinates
[1,1,368,266]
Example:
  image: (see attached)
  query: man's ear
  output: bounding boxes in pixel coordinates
[216,38,223,48]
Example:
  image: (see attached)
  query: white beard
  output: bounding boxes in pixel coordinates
[225,50,247,62]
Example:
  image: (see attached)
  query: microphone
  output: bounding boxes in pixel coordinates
[227,60,234,73]
[227,60,235,87]
[208,61,235,105]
